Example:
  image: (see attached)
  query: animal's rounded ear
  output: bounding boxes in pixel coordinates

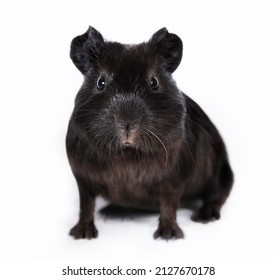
[70,26,104,75]
[149,28,183,73]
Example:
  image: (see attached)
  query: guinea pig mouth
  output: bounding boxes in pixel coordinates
[116,121,140,148]
[122,140,133,146]
[120,133,137,147]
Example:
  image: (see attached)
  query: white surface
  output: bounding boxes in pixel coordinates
[0,0,276,277]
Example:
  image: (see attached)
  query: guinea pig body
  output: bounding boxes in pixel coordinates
[66,27,233,240]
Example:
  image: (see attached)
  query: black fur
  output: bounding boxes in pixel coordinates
[66,27,233,240]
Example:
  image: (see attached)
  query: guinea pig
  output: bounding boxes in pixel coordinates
[66,26,234,240]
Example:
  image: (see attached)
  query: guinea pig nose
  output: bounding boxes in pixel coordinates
[117,121,131,132]
[115,116,132,130]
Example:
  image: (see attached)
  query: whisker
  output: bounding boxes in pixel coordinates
[146,129,168,167]
[185,116,214,144]
[183,140,197,168]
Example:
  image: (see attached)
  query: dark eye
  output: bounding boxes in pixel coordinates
[97,76,106,90]
[150,77,159,90]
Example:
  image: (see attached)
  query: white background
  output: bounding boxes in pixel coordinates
[0,0,276,278]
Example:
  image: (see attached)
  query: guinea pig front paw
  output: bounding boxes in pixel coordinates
[69,221,98,239]
[153,221,184,240]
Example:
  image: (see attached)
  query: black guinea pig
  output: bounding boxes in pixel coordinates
[66,26,234,240]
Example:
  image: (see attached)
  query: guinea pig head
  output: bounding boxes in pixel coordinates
[70,26,185,158]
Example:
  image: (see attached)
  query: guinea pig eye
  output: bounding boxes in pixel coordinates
[97,76,106,90]
[150,77,159,90]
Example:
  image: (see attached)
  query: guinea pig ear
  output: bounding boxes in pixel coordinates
[70,26,104,75]
[149,28,183,73]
